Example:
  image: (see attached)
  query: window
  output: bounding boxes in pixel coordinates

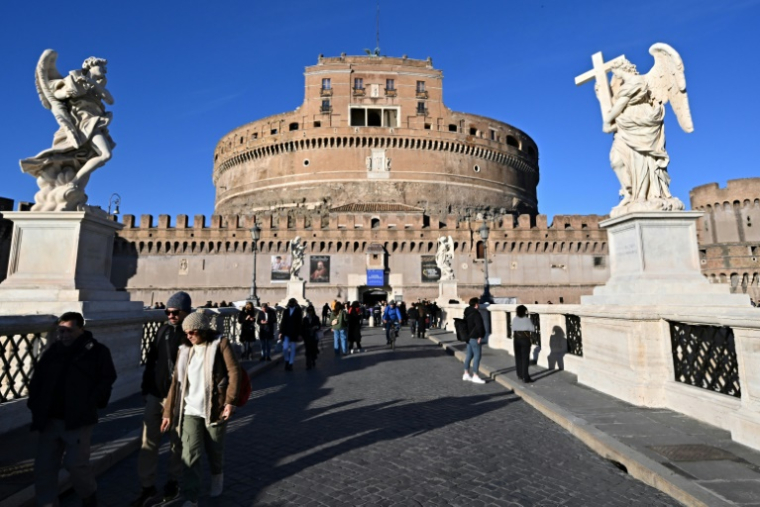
[448,124,458,132]
[351,108,366,127]
[593,256,605,268]
[270,128,278,135]
[354,78,364,90]
[321,78,331,90]
[349,107,399,127]
[476,241,485,259]
[417,101,426,114]
[424,123,431,130]
[469,127,477,135]
[506,135,519,148]
[490,129,496,141]
[289,122,299,131]
[251,133,258,139]
[416,81,425,92]
[321,99,331,112]
[367,109,381,127]
[314,121,321,128]
[386,78,395,90]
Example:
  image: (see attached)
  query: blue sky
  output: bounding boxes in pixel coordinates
[1,0,758,221]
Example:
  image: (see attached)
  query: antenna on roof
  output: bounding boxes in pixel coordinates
[364,1,381,57]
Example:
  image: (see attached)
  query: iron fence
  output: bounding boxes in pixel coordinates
[564,314,583,356]
[0,316,57,404]
[529,313,541,346]
[669,322,741,398]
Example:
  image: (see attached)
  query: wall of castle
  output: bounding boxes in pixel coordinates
[112,212,610,306]
[691,178,760,299]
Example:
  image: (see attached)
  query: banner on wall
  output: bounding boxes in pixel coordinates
[309,256,330,283]
[366,270,385,287]
[421,255,441,283]
[271,254,292,282]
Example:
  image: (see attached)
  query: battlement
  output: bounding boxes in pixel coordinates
[690,178,760,209]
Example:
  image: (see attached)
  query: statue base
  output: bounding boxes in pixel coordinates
[0,210,143,316]
[436,280,460,305]
[278,279,311,308]
[582,211,749,306]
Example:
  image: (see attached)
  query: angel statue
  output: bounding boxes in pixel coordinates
[576,43,693,218]
[20,50,116,211]
[435,235,455,281]
[289,236,306,280]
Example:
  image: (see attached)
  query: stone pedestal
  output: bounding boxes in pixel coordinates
[279,279,311,307]
[582,211,749,306]
[436,280,459,305]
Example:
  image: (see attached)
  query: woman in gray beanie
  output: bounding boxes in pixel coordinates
[160,311,240,505]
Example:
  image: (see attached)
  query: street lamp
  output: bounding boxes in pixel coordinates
[107,193,121,215]
[249,223,261,306]
[479,222,494,304]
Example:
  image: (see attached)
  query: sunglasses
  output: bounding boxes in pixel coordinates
[165,310,182,316]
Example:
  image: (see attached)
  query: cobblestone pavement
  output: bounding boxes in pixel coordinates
[62,328,679,506]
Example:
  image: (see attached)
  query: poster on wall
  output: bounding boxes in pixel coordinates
[367,270,385,287]
[421,255,441,283]
[271,254,292,282]
[309,256,330,283]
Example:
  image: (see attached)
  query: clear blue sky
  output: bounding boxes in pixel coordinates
[1,0,758,221]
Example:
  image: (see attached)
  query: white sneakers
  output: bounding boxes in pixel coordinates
[462,372,472,381]
[210,473,223,497]
[470,375,485,384]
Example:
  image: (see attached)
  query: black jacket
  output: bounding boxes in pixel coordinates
[279,305,304,341]
[464,306,486,340]
[257,308,277,340]
[28,331,117,431]
[141,323,185,398]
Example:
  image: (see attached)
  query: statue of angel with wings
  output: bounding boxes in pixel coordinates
[20,50,116,211]
[289,236,306,280]
[435,235,455,281]
[582,43,694,217]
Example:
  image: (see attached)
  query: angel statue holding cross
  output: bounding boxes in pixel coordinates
[20,50,116,211]
[576,43,694,218]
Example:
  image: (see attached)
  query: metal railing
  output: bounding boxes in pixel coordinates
[0,315,56,404]
[669,322,741,398]
[416,90,428,99]
[384,88,397,97]
[320,88,333,97]
[529,313,541,346]
[565,314,583,356]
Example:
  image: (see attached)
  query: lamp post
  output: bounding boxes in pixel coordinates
[479,222,494,304]
[249,223,261,305]
[107,193,121,215]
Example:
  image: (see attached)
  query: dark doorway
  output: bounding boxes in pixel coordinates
[362,289,388,306]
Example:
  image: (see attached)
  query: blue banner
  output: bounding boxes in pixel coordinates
[367,270,385,287]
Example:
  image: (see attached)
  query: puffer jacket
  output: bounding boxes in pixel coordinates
[163,336,239,432]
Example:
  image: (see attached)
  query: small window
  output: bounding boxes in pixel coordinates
[314,121,321,128]
[321,78,331,90]
[289,122,299,131]
[476,241,485,259]
[506,135,519,148]
[490,130,496,141]
[303,159,310,167]
[416,81,425,92]
[270,128,278,135]
[354,78,364,90]
[593,256,605,268]
[371,218,380,229]
[424,123,431,130]
[251,133,258,140]
[386,78,395,90]
[321,99,331,112]
[351,108,366,127]
[417,102,426,114]
[473,165,481,173]
[469,127,477,135]
[448,124,458,132]
[240,136,244,144]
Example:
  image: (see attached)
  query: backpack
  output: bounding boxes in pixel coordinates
[236,366,252,407]
[453,318,469,342]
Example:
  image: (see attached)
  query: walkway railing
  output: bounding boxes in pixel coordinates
[0,315,56,404]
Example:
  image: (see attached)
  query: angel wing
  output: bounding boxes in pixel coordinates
[34,49,82,148]
[646,43,694,133]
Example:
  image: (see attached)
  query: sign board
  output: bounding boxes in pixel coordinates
[367,270,385,287]
[421,255,441,283]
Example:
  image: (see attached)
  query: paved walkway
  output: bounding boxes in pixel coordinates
[56,328,676,506]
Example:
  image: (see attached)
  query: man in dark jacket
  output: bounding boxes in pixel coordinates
[132,291,191,506]
[407,304,419,337]
[28,311,117,507]
[279,298,303,371]
[257,302,277,361]
[463,297,486,384]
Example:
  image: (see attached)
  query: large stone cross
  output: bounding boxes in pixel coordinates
[574,51,627,118]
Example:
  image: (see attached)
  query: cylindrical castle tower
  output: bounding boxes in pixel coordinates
[213,54,540,217]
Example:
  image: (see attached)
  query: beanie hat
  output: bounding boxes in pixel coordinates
[166,291,192,313]
[182,310,211,333]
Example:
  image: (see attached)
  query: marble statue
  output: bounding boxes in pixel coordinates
[576,43,693,217]
[289,236,305,280]
[20,50,116,211]
[435,235,455,281]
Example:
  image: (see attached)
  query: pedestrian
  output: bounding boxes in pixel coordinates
[430,302,440,328]
[512,305,535,383]
[303,305,321,369]
[382,301,402,346]
[131,291,191,506]
[257,302,277,361]
[321,303,330,326]
[279,298,303,371]
[160,311,240,505]
[330,301,348,355]
[463,297,486,384]
[408,303,419,337]
[28,312,117,507]
[347,301,363,353]
[416,301,429,338]
[237,302,257,360]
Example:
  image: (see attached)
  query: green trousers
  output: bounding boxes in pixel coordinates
[181,415,226,501]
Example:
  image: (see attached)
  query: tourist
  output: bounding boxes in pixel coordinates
[347,301,363,353]
[330,301,348,355]
[382,301,402,346]
[257,302,277,361]
[463,297,486,384]
[279,298,303,371]
[430,301,440,328]
[416,301,429,338]
[512,305,535,383]
[160,311,240,504]
[132,291,191,506]
[302,305,321,369]
[28,312,117,507]
[321,302,330,326]
[408,303,419,337]
[237,302,257,360]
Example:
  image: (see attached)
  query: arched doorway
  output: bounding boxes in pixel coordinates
[361,288,388,306]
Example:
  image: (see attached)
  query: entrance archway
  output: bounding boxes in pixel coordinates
[361,288,388,306]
